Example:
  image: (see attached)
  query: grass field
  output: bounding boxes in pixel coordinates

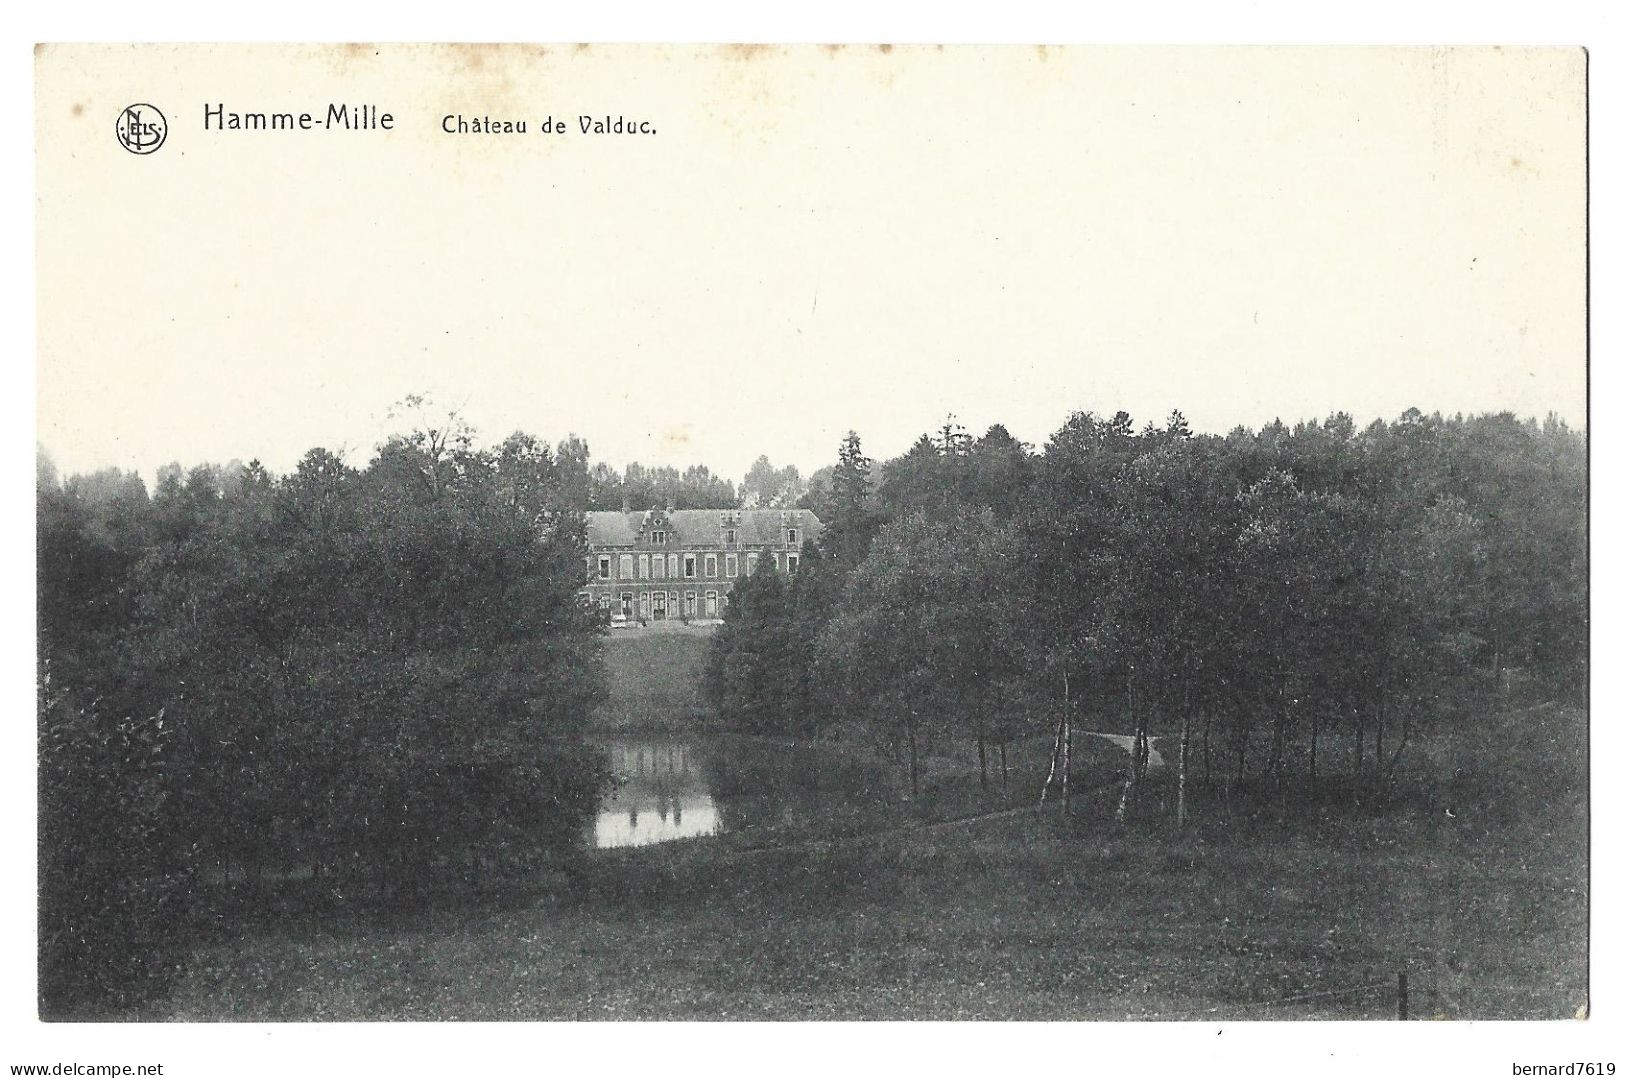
[592,627,720,731]
[148,699,1586,1021]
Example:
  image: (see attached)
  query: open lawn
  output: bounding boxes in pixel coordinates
[593,627,720,731]
[147,702,1586,1021]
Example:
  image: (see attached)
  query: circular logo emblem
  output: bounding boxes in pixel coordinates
[115,104,167,155]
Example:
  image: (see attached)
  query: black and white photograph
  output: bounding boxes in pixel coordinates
[11,24,1611,1076]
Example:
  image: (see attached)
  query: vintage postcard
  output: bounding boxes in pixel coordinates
[27,39,1589,1069]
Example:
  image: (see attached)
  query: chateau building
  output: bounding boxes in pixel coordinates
[582,508,822,622]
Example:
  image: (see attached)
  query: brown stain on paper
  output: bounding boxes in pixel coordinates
[722,43,782,62]
[444,42,551,73]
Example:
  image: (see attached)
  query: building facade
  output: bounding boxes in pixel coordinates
[581,508,822,622]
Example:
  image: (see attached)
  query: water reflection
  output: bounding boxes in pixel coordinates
[592,741,722,848]
[590,736,896,850]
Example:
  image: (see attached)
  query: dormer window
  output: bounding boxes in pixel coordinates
[725,528,737,545]
[787,528,799,545]
[651,530,665,545]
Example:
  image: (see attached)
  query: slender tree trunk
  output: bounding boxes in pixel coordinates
[1271,676,1288,793]
[1039,711,1066,808]
[977,734,988,789]
[1267,712,1280,790]
[1118,715,1146,824]
[1384,705,1412,784]
[1236,726,1248,789]
[1373,696,1386,803]
[1062,709,1074,817]
[1354,710,1366,799]
[1039,670,1070,809]
[1117,674,1140,821]
[1127,673,1140,783]
[1202,709,1214,785]
[907,715,920,799]
[1177,709,1192,828]
[1308,710,1320,804]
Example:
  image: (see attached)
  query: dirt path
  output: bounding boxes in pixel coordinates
[1080,731,1166,770]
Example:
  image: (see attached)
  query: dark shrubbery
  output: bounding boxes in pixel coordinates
[709,410,1588,816]
[37,412,612,1015]
[37,675,183,1013]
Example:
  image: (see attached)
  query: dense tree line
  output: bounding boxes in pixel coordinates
[708,409,1587,816]
[701,550,839,740]
[37,409,609,1013]
[739,455,808,509]
[583,452,805,512]
[587,461,738,511]
[37,396,1587,1009]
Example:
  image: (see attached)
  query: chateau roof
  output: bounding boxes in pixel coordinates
[585,508,822,548]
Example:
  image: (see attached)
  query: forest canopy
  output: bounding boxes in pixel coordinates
[35,400,1587,1015]
[37,409,610,1012]
[708,409,1587,812]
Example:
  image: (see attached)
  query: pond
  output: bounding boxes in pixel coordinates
[591,741,722,848]
[588,735,898,850]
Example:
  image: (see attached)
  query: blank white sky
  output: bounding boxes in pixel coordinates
[36,45,1586,483]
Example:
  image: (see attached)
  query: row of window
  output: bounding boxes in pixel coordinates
[645,527,797,547]
[595,550,800,581]
[600,589,724,619]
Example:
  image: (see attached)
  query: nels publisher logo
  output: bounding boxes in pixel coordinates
[115,104,167,155]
